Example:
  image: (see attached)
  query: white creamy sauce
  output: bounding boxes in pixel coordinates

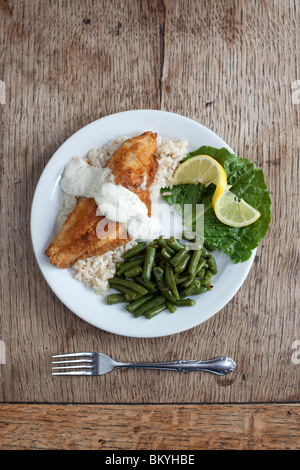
[61,158,111,197]
[60,158,161,240]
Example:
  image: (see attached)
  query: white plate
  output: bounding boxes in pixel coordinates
[30,110,255,338]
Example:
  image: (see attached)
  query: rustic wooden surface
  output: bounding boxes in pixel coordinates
[0,0,299,450]
[0,403,299,450]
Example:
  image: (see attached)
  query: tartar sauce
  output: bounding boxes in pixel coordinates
[60,158,161,240]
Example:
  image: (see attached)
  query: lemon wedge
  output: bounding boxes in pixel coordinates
[173,154,260,228]
[173,155,227,193]
[213,190,261,227]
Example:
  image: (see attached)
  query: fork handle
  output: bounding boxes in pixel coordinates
[117,356,236,376]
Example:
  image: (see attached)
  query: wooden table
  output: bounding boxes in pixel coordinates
[0,0,299,450]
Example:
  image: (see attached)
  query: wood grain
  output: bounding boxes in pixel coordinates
[0,403,299,450]
[0,0,299,407]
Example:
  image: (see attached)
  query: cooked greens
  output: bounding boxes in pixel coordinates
[161,147,271,264]
[107,238,217,319]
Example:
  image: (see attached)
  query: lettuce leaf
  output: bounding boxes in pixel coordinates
[160,146,271,263]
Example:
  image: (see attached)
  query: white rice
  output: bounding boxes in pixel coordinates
[58,134,188,294]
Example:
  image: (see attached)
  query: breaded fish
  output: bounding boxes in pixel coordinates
[45,131,157,268]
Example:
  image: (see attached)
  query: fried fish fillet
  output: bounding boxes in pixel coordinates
[45,131,157,268]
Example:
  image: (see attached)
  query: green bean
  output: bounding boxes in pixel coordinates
[144,303,167,320]
[175,275,190,285]
[167,236,185,251]
[200,274,213,287]
[196,258,206,274]
[201,246,211,258]
[207,254,218,274]
[107,294,127,305]
[158,258,168,270]
[126,254,148,262]
[124,266,142,278]
[154,237,168,249]
[152,266,165,286]
[109,277,148,296]
[107,237,217,320]
[197,268,205,279]
[174,252,190,273]
[141,246,156,282]
[166,301,177,313]
[193,285,208,295]
[108,283,139,299]
[164,265,180,300]
[152,267,177,302]
[133,294,166,318]
[180,279,201,297]
[170,248,188,267]
[174,298,196,307]
[126,293,154,313]
[203,270,213,280]
[182,276,195,288]
[202,272,212,281]
[187,249,202,276]
[161,288,178,303]
[122,242,146,259]
[120,254,145,265]
[149,241,158,248]
[167,245,176,255]
[135,276,157,293]
[117,257,144,276]
[152,267,166,292]
[161,247,172,260]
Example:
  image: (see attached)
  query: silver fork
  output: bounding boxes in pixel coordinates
[52,352,236,376]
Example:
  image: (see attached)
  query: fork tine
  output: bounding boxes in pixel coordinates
[52,370,93,376]
[52,352,94,359]
[52,364,94,370]
[52,359,94,365]
[51,352,96,376]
